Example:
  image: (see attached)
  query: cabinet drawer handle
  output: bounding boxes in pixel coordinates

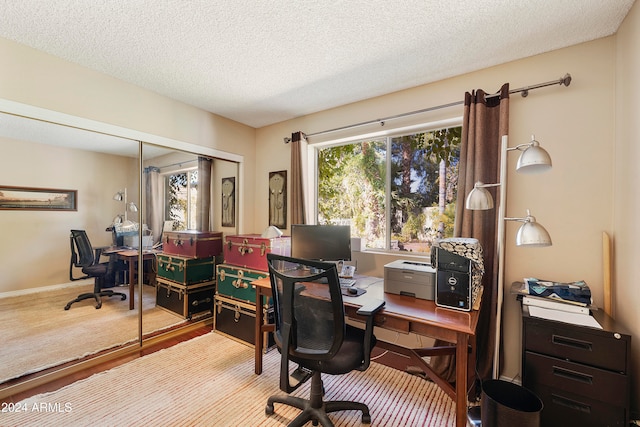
[552,334,592,351]
[552,365,593,384]
[551,393,591,414]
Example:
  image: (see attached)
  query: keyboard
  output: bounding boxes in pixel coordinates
[339,278,356,287]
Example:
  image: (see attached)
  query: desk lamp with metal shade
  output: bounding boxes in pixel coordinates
[465,135,552,381]
[113,188,139,228]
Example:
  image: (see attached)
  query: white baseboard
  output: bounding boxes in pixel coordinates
[0,280,91,299]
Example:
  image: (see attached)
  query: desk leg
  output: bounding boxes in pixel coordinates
[255,287,264,375]
[455,332,469,427]
[128,261,135,310]
[376,338,469,426]
[148,259,156,286]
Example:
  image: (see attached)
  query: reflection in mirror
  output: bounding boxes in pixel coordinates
[140,143,239,334]
[0,112,143,390]
[0,111,239,396]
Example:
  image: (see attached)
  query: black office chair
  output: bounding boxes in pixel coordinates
[65,230,127,310]
[265,253,385,427]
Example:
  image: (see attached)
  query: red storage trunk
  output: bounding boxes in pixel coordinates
[163,230,223,258]
[223,234,290,271]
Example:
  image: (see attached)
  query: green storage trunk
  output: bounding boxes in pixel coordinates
[157,253,215,285]
[216,263,269,305]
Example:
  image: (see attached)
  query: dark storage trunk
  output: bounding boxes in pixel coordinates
[214,295,274,351]
[156,278,215,319]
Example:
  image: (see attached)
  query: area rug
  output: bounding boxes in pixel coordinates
[0,281,185,384]
[2,331,455,427]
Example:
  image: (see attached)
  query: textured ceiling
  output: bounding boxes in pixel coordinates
[0,1,635,128]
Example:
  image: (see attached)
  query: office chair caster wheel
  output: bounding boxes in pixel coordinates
[64,304,71,310]
[121,295,127,300]
[265,403,274,415]
[362,413,371,424]
[95,303,102,309]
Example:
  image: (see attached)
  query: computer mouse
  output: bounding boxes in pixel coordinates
[347,286,358,295]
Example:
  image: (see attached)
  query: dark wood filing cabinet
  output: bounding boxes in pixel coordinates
[522,306,631,427]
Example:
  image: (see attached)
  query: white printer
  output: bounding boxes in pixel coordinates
[384,259,436,300]
[123,233,154,249]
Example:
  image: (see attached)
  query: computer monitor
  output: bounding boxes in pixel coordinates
[291,224,351,262]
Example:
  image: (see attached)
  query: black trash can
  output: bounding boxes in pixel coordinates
[481,379,543,427]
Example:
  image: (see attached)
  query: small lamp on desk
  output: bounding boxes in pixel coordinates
[261,226,283,238]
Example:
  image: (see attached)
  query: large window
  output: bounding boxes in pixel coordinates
[165,169,198,230]
[316,126,461,254]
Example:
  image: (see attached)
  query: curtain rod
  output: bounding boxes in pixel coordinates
[158,158,198,169]
[297,73,572,140]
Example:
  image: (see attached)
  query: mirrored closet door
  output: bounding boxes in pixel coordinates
[0,108,240,395]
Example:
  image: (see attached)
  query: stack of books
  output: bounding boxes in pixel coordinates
[522,294,590,314]
[519,278,603,328]
[522,277,593,311]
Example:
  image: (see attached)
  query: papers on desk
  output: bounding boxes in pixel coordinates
[528,306,602,329]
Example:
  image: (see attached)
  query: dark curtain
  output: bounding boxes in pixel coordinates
[144,166,163,245]
[290,131,307,225]
[430,84,509,394]
[197,156,213,231]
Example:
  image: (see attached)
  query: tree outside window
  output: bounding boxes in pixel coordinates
[165,169,198,230]
[317,126,460,254]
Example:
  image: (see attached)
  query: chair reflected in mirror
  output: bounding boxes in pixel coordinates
[65,229,126,310]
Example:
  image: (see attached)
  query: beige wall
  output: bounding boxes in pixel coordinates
[615,0,640,413]
[0,38,255,158]
[0,38,256,292]
[0,138,138,291]
[257,34,638,407]
[0,37,257,238]
[257,39,617,294]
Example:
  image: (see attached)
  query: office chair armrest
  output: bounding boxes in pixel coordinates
[356,299,385,316]
[93,245,111,261]
[358,299,384,338]
[358,299,385,370]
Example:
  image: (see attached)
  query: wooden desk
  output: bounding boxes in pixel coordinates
[252,275,479,427]
[116,250,158,310]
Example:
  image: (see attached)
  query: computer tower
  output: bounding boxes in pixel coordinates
[435,247,472,311]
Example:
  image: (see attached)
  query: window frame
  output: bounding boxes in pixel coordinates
[310,117,463,253]
[162,166,199,231]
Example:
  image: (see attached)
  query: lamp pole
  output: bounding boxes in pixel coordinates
[465,134,552,379]
[493,135,508,379]
[123,188,128,222]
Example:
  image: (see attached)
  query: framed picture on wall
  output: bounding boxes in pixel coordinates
[0,186,77,211]
[269,170,286,229]
[221,177,235,227]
